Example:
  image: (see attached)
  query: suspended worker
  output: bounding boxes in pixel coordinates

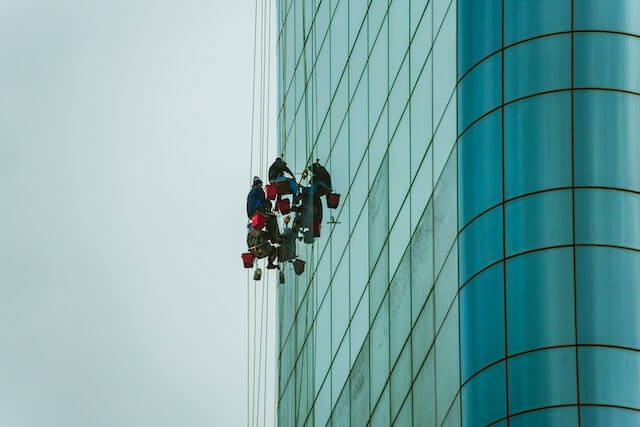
[269,156,300,201]
[247,176,268,219]
[309,159,332,197]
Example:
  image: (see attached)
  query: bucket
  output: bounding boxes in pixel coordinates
[277,198,291,215]
[265,184,277,200]
[241,252,254,268]
[326,193,340,209]
[294,259,305,275]
[252,213,266,231]
[313,222,321,237]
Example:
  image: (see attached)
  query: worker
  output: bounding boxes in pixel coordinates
[247,228,278,269]
[247,176,267,219]
[309,160,332,197]
[269,156,299,199]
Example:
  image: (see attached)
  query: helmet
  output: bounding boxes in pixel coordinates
[253,176,262,186]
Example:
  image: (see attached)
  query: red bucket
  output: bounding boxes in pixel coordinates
[252,213,266,231]
[326,193,340,209]
[241,252,254,268]
[294,259,305,275]
[313,221,321,237]
[265,184,277,200]
[277,198,291,214]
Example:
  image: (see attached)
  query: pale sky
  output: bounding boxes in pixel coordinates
[0,1,276,426]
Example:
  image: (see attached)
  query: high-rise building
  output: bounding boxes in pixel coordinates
[276,0,640,425]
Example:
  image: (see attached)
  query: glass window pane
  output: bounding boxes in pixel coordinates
[390,249,411,364]
[434,149,457,274]
[332,376,350,426]
[574,90,640,192]
[433,7,456,122]
[395,393,413,427]
[389,0,409,80]
[462,362,507,427]
[575,0,640,36]
[458,0,502,76]
[350,339,370,425]
[505,190,573,256]
[369,243,389,321]
[413,350,436,426]
[411,2,432,90]
[390,200,410,274]
[333,338,350,407]
[504,35,571,102]
[351,291,368,357]
[371,384,390,426]
[433,0,452,33]
[504,0,571,45]
[442,395,461,427]
[411,147,433,235]
[433,91,457,181]
[412,294,435,377]
[575,189,640,250]
[370,294,389,408]
[390,342,411,419]
[510,407,579,427]
[458,53,502,133]
[314,376,331,426]
[460,263,505,380]
[581,406,640,427]
[508,348,577,414]
[504,92,572,199]
[412,200,434,322]
[390,113,410,221]
[574,33,640,94]
[350,76,368,178]
[369,155,389,269]
[435,240,458,329]
[369,19,388,135]
[332,257,350,351]
[576,246,640,349]
[507,248,575,355]
[411,60,433,178]
[369,105,388,184]
[459,206,503,285]
[436,299,460,425]
[579,347,640,409]
[458,109,502,227]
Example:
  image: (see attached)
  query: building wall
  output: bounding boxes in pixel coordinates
[277,0,640,426]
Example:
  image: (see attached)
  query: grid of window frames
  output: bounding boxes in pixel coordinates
[276,0,640,425]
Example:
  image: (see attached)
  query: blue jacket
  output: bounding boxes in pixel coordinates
[247,185,266,219]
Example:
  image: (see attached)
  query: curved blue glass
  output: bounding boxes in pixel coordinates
[459,206,504,285]
[460,263,505,380]
[575,189,640,250]
[505,190,573,256]
[576,246,640,349]
[574,33,640,94]
[508,347,577,414]
[504,92,572,198]
[579,347,640,409]
[458,53,502,133]
[504,35,571,102]
[574,90,640,192]
[574,0,640,36]
[510,407,579,427]
[504,0,571,45]
[581,406,640,427]
[458,0,502,77]
[458,110,502,228]
[461,362,507,427]
[506,248,575,355]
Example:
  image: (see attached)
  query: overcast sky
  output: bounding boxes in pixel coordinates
[0,1,276,426]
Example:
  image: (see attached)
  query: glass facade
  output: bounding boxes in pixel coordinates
[276,0,640,425]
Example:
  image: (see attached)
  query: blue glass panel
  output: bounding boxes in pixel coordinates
[504,0,571,45]
[505,190,573,256]
[458,53,502,133]
[371,384,391,426]
[576,246,640,349]
[459,110,502,228]
[574,33,640,93]
[581,406,640,427]
[462,362,507,427]
[413,351,436,426]
[458,0,502,76]
[504,92,572,199]
[390,250,411,364]
[575,0,640,36]
[350,340,369,425]
[411,201,434,323]
[412,294,434,378]
[575,189,640,250]
[370,294,389,408]
[436,302,460,425]
[507,248,575,355]
[574,90,640,192]
[460,263,505,380]
[510,407,579,427]
[579,347,640,408]
[504,35,571,102]
[459,206,503,285]
[433,7,457,122]
[390,343,411,419]
[434,150,458,273]
[508,348,577,414]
